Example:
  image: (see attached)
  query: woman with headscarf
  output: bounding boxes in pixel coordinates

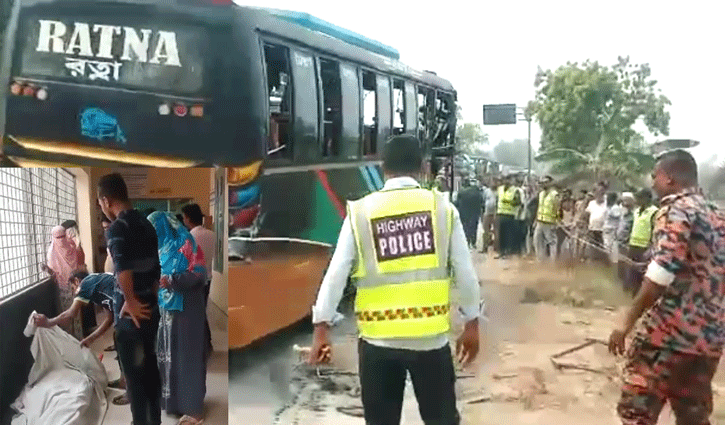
[61,219,85,265]
[148,212,207,425]
[61,219,97,336]
[47,225,85,340]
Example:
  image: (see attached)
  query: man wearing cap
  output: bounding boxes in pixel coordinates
[603,192,622,263]
[533,176,559,262]
[308,135,481,425]
[623,188,658,295]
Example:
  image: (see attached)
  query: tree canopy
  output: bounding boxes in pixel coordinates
[456,122,488,156]
[532,56,670,184]
[492,139,533,169]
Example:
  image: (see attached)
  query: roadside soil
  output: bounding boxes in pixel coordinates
[235,254,725,424]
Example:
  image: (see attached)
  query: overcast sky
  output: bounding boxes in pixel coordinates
[236,0,723,162]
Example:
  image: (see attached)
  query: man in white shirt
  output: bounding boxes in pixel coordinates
[583,181,609,264]
[309,135,482,425]
[603,192,622,262]
[181,203,216,354]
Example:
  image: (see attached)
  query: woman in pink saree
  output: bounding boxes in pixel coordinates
[47,225,85,340]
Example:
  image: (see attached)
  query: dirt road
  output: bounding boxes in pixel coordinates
[230,254,725,424]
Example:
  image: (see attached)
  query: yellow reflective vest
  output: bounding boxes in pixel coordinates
[497,186,517,216]
[347,186,453,339]
[537,189,559,224]
[629,205,659,248]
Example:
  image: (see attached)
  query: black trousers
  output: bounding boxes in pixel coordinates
[462,216,478,247]
[204,282,213,353]
[81,302,97,337]
[358,339,460,425]
[115,309,162,425]
[497,214,516,256]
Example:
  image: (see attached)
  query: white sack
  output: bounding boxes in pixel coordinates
[10,311,108,425]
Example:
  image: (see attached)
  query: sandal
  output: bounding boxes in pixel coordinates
[177,415,204,425]
[112,393,130,405]
[108,379,124,389]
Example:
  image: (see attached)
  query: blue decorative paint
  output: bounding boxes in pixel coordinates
[359,165,375,193]
[367,165,384,189]
[79,108,127,144]
[229,184,260,208]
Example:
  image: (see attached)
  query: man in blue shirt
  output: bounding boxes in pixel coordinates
[33,271,129,403]
[99,173,162,425]
[34,271,115,347]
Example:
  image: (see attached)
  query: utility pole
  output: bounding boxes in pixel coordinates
[527,118,532,180]
[515,108,532,182]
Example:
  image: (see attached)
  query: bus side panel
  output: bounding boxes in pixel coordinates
[259,171,314,237]
[227,164,380,348]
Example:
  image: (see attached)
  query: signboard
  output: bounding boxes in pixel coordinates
[483,104,517,125]
[149,187,172,196]
[35,20,182,83]
[118,170,148,198]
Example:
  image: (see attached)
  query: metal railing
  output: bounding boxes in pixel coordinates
[0,168,77,300]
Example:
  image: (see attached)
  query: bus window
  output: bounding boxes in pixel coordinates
[362,71,377,156]
[417,86,434,144]
[319,58,342,158]
[290,49,319,162]
[404,81,417,135]
[376,75,392,151]
[433,92,455,148]
[264,44,293,160]
[339,63,360,160]
[417,88,427,142]
[392,79,405,135]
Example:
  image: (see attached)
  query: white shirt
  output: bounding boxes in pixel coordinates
[586,199,607,231]
[191,225,215,283]
[312,176,482,351]
[604,204,623,232]
[482,186,497,215]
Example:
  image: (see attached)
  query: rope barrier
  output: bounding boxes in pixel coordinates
[552,224,648,268]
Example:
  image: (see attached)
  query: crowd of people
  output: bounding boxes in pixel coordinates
[449,150,725,424]
[34,173,216,425]
[452,168,689,295]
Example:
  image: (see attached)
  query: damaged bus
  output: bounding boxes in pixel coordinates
[225,8,457,349]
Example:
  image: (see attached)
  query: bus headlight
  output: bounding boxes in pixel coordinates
[158,104,171,115]
[36,88,48,101]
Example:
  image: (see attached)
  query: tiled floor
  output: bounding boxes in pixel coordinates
[96,316,228,425]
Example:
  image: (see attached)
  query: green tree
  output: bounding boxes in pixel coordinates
[532,57,670,183]
[456,122,488,156]
[492,139,533,169]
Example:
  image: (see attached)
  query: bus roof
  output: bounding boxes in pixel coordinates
[10,0,454,93]
[258,8,400,61]
[241,6,455,93]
